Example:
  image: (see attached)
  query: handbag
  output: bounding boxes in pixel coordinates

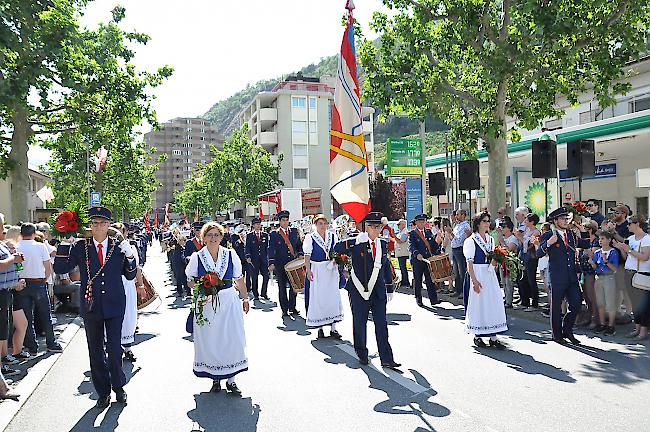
[631,241,650,291]
[185,310,194,334]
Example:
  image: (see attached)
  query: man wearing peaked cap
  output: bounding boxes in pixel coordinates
[54,206,137,408]
[533,206,591,345]
[268,210,303,316]
[409,213,443,307]
[183,222,205,300]
[334,211,401,370]
[246,217,269,300]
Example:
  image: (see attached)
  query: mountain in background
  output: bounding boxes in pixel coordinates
[201,53,449,166]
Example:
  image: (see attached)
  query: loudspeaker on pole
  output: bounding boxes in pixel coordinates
[457,159,480,190]
[428,172,447,196]
[566,139,595,178]
[532,140,557,178]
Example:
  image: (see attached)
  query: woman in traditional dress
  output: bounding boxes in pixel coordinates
[463,212,508,349]
[304,214,344,339]
[186,222,250,394]
[112,223,142,362]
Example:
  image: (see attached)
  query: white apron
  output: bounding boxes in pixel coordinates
[192,247,248,380]
[121,244,139,346]
[306,261,344,328]
[465,234,508,336]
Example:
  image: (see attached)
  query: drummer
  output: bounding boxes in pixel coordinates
[304,214,344,339]
[268,210,303,317]
[409,214,443,307]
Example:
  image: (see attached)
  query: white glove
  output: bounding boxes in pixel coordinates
[355,232,369,244]
[387,292,394,302]
[119,240,134,257]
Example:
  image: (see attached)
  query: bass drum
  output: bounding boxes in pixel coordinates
[284,257,306,294]
[137,273,159,310]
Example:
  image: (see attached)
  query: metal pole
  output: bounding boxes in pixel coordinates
[86,140,91,206]
[544,178,549,219]
[419,120,426,215]
[578,177,583,201]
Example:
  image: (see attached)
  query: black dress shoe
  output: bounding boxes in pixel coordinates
[282,312,290,318]
[563,333,581,345]
[95,395,111,409]
[289,309,300,315]
[225,382,241,394]
[210,381,221,393]
[330,330,342,340]
[473,337,487,348]
[489,339,507,350]
[416,300,424,307]
[431,299,441,305]
[552,337,567,345]
[123,350,137,362]
[381,361,402,370]
[261,296,270,301]
[115,390,127,404]
[358,358,369,365]
[317,329,326,339]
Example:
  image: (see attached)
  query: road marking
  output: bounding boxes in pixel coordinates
[335,343,431,394]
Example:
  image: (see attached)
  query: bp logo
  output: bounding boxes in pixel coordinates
[524,182,552,216]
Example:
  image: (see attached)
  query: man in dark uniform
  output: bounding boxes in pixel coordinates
[534,207,590,345]
[268,210,303,317]
[171,229,188,298]
[54,207,137,408]
[246,217,270,301]
[409,214,443,307]
[334,212,401,370]
[231,224,251,293]
[184,222,204,260]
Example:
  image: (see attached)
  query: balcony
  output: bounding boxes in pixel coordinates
[259,131,278,148]
[363,120,373,135]
[259,108,277,124]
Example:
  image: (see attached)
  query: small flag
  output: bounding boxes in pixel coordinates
[329,0,371,223]
[183,210,188,225]
[164,203,170,225]
[95,146,108,172]
[194,207,199,223]
[144,211,151,233]
[153,211,159,228]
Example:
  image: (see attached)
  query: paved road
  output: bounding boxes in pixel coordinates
[4,243,649,432]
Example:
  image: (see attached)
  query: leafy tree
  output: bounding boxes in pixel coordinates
[360,0,649,213]
[370,173,400,219]
[173,125,282,217]
[0,2,172,222]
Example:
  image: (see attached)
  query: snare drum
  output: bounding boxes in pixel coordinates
[284,257,306,294]
[425,254,453,283]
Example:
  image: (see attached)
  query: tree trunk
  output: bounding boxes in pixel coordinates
[487,81,508,215]
[8,106,32,224]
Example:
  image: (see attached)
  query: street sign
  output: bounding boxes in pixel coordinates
[91,192,101,206]
[386,138,422,176]
[564,191,573,202]
[405,178,423,222]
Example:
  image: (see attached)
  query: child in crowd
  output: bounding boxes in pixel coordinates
[590,231,620,336]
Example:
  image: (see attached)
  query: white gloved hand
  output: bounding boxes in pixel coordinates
[119,240,134,257]
[387,292,394,302]
[355,232,369,244]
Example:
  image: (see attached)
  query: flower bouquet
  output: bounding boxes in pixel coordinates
[564,201,588,222]
[487,245,521,282]
[331,251,352,271]
[192,272,231,326]
[48,203,90,239]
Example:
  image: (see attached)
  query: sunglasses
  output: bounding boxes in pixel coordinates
[586,203,594,207]
[481,219,490,223]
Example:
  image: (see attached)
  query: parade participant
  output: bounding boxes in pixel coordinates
[533,207,591,345]
[268,210,303,317]
[246,218,270,301]
[184,222,204,262]
[185,222,249,394]
[54,207,137,408]
[463,212,508,349]
[409,214,443,307]
[112,223,144,362]
[333,212,401,370]
[232,224,251,294]
[171,227,189,299]
[304,214,343,339]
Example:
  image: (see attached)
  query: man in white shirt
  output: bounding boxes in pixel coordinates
[16,223,62,354]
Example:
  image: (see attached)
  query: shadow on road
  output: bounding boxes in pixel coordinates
[476,346,576,383]
[569,343,650,386]
[276,315,312,336]
[310,339,450,431]
[251,299,277,312]
[69,403,125,431]
[187,392,260,431]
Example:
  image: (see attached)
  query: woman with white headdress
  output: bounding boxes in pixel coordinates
[304,214,344,339]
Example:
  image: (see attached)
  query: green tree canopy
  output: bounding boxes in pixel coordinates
[0,1,172,222]
[360,0,649,213]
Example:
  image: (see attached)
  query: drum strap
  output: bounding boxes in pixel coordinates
[416,229,433,255]
[192,238,203,251]
[279,228,297,258]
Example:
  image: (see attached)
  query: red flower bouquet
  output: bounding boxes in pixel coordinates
[564,201,589,221]
[48,204,89,239]
[487,246,521,282]
[192,271,232,326]
[331,252,352,271]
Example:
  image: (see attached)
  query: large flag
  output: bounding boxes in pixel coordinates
[330,0,371,223]
[144,211,151,233]
[153,211,159,228]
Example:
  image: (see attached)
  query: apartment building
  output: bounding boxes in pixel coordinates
[238,73,375,219]
[145,117,224,210]
[0,168,53,223]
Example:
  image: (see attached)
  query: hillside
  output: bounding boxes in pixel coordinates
[373,130,449,170]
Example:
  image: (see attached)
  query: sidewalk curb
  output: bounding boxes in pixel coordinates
[0,316,83,430]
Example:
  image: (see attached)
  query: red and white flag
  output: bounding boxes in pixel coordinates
[329,0,371,222]
[164,203,170,225]
[95,145,108,172]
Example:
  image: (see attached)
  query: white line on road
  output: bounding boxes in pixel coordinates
[335,343,431,394]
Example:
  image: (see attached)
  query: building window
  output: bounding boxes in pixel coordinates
[630,97,650,113]
[293,145,308,156]
[292,97,306,108]
[544,118,562,130]
[172,150,181,155]
[309,121,318,133]
[292,121,307,133]
[294,168,308,180]
[309,97,317,109]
